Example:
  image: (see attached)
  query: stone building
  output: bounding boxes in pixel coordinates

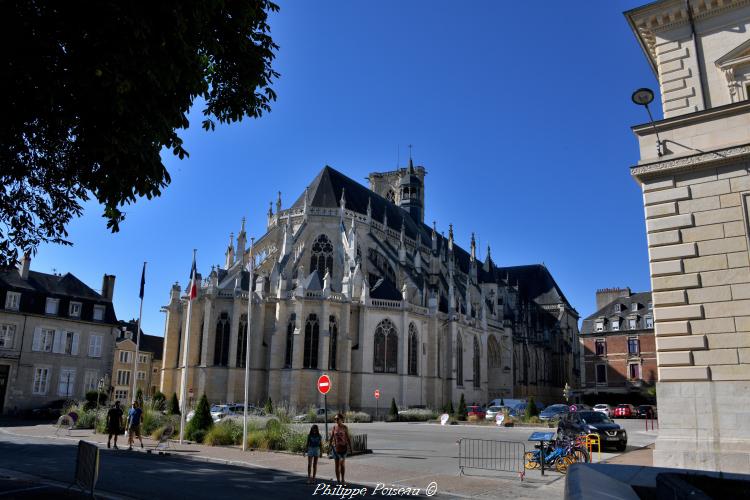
[0,256,119,414]
[626,0,750,472]
[580,288,656,400]
[159,163,580,412]
[112,321,164,402]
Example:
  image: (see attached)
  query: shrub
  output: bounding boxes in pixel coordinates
[526,397,539,419]
[151,391,166,411]
[397,409,437,422]
[264,397,273,415]
[135,388,144,406]
[344,411,371,423]
[204,420,243,446]
[186,394,213,442]
[84,391,107,411]
[286,430,308,453]
[456,394,467,421]
[169,393,180,415]
[246,429,266,449]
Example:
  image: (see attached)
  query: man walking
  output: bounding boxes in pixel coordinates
[127,400,144,450]
[106,401,123,449]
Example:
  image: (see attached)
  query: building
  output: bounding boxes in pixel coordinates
[579,288,656,401]
[159,163,580,412]
[626,0,750,472]
[112,321,164,403]
[0,256,119,414]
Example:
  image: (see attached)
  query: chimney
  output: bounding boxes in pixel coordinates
[596,287,631,311]
[17,253,31,280]
[101,274,116,301]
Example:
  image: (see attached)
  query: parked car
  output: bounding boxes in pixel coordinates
[485,406,506,421]
[636,405,657,418]
[466,405,486,419]
[210,404,248,422]
[539,404,569,421]
[558,410,628,451]
[293,407,333,423]
[593,404,614,417]
[614,404,637,418]
[26,399,68,420]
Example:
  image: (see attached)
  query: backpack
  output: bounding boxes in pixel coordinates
[333,426,348,453]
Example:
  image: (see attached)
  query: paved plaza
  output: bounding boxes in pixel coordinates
[0,419,657,499]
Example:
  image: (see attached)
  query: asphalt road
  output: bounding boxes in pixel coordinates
[0,431,449,499]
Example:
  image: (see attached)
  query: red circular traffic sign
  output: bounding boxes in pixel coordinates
[374,389,380,399]
[317,374,331,395]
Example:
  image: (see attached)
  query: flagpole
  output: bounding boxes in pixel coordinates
[179,250,197,444]
[243,237,255,452]
[132,262,146,405]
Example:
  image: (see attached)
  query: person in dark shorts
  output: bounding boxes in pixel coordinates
[328,414,352,485]
[305,424,322,484]
[127,400,144,450]
[106,401,123,449]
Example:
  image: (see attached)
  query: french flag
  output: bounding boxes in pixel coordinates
[187,252,198,300]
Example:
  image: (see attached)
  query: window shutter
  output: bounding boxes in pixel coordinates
[44,369,51,394]
[32,328,42,352]
[71,332,80,355]
[52,330,63,353]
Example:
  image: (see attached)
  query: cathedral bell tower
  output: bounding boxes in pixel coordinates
[398,158,424,223]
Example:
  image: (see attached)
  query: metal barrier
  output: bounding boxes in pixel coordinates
[585,434,601,463]
[458,438,526,474]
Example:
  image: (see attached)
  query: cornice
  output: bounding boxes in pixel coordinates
[631,142,750,180]
[626,0,750,74]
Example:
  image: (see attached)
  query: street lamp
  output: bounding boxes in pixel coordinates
[631,87,664,157]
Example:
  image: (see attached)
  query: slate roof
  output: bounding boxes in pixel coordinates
[580,291,653,335]
[288,166,573,310]
[0,268,118,324]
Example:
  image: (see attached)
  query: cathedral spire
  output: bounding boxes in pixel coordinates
[484,245,494,272]
[340,187,346,210]
[470,232,476,262]
[383,209,388,229]
[448,223,454,252]
[237,217,247,267]
[276,191,282,214]
[225,232,235,269]
[366,197,372,222]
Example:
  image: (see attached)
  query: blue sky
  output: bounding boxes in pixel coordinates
[33,1,659,336]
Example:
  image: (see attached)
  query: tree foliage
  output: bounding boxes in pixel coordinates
[1,0,279,266]
[389,398,399,417]
[186,394,213,442]
[526,396,540,419]
[169,393,181,416]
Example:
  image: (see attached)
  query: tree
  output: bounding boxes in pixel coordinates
[456,394,467,421]
[169,393,181,416]
[151,391,166,411]
[389,398,399,420]
[84,390,108,411]
[135,388,144,406]
[1,1,280,266]
[185,394,213,442]
[500,398,505,406]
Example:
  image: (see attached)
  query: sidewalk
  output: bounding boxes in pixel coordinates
[603,444,654,467]
[0,423,565,499]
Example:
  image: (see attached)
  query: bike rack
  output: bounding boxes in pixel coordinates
[585,434,601,462]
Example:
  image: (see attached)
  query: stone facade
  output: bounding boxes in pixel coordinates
[580,288,657,399]
[627,0,750,472]
[0,257,119,414]
[159,164,580,413]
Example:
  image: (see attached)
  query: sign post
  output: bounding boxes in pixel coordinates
[374,389,380,421]
[317,374,331,439]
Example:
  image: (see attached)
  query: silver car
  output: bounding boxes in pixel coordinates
[485,406,506,421]
[593,404,613,417]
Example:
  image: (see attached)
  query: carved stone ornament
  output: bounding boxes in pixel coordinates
[631,143,750,179]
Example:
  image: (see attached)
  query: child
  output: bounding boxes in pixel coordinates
[305,424,322,484]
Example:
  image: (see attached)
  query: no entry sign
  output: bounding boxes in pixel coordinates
[374,389,380,399]
[317,374,331,395]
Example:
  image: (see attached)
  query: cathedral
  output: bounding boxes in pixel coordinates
[159,162,581,412]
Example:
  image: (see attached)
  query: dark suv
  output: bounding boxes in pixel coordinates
[557,410,627,451]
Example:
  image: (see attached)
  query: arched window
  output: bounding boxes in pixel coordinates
[303,314,319,369]
[386,189,396,203]
[328,316,338,370]
[408,323,418,376]
[309,234,333,278]
[236,314,248,368]
[487,335,501,368]
[473,336,480,388]
[214,312,230,366]
[456,333,463,386]
[284,313,295,368]
[373,319,398,373]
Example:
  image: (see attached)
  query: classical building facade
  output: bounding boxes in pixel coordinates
[580,288,656,400]
[627,0,750,472]
[112,321,164,402]
[160,163,580,412]
[0,256,119,414]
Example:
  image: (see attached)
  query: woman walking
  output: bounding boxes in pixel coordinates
[328,413,352,486]
[305,424,322,484]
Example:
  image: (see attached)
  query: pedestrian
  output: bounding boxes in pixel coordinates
[106,401,123,449]
[305,424,322,484]
[127,400,144,450]
[328,413,352,486]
